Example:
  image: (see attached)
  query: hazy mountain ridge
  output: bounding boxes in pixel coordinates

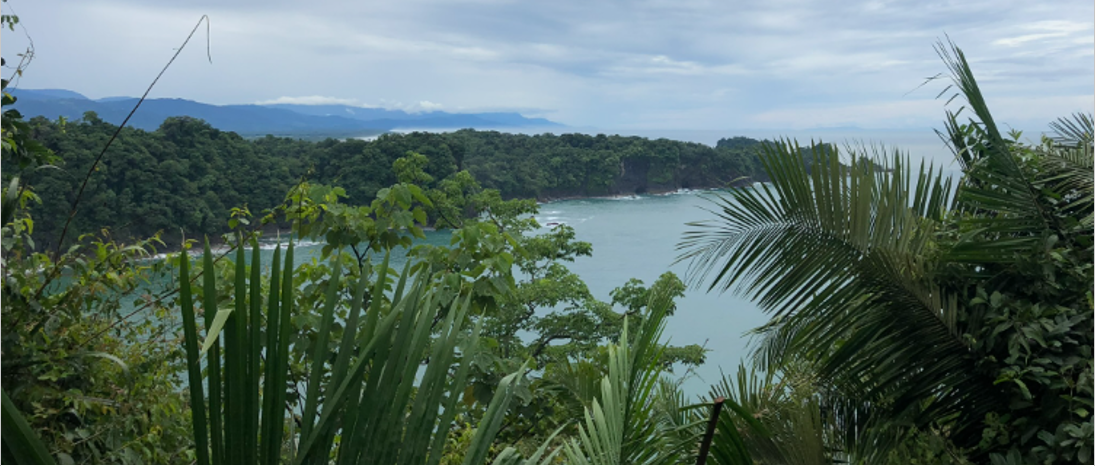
[8,88,562,135]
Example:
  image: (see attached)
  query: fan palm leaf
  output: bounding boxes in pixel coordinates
[176,240,522,464]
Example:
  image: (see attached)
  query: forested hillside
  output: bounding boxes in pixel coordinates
[16,112,774,248]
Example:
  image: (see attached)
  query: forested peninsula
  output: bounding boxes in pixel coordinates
[17,112,778,248]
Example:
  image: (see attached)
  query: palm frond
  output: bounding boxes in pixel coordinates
[492,426,566,465]
[652,377,705,462]
[176,241,519,464]
[1036,137,1094,228]
[934,39,1068,263]
[699,399,757,465]
[1049,112,1094,147]
[556,282,676,464]
[678,139,1001,452]
[700,364,831,465]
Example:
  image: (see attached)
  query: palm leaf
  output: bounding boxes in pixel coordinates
[176,247,210,465]
[1048,112,1094,147]
[652,378,706,464]
[701,365,836,465]
[176,240,519,464]
[678,139,1001,455]
[557,282,676,464]
[201,238,225,463]
[1036,133,1094,228]
[934,39,1067,263]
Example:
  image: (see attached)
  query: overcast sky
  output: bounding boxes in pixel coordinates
[2,0,1092,130]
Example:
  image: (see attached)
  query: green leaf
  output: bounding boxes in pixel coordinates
[177,248,209,465]
[465,360,531,465]
[200,308,234,355]
[2,389,56,465]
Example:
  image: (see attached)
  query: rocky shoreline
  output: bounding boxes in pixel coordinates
[534,180,758,203]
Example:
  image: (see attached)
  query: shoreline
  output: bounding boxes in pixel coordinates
[144,223,302,258]
[136,184,751,259]
[535,182,750,204]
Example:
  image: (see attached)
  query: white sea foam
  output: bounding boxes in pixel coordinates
[256,239,325,250]
[671,188,695,195]
[536,214,595,228]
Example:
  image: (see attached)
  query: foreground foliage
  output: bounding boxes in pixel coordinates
[681,41,1093,464]
[4,27,1091,465]
[175,238,530,464]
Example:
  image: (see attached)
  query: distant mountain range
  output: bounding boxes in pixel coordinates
[7,88,562,136]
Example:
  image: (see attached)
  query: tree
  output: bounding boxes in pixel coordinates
[2,41,193,466]
[679,40,1093,463]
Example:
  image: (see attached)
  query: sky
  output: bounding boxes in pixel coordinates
[2,0,1092,131]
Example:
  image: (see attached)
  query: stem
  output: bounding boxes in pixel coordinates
[696,397,725,465]
[52,15,211,259]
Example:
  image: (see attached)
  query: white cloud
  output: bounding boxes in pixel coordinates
[993,20,1092,47]
[255,95,366,106]
[3,0,1092,129]
[413,100,444,112]
[254,96,447,113]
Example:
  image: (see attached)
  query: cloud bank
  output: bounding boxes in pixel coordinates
[3,0,1091,130]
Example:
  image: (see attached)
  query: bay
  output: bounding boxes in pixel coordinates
[148,127,962,397]
[534,191,768,396]
[149,190,764,397]
[278,191,765,397]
